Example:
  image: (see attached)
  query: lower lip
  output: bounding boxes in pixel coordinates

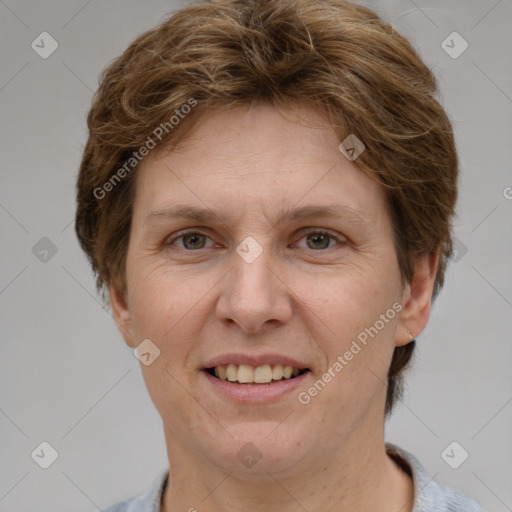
[202,370,311,403]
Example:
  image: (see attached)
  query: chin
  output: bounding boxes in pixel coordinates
[202,421,310,476]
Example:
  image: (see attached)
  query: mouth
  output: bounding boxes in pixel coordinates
[205,364,311,385]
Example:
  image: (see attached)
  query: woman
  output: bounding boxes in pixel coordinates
[75,0,483,510]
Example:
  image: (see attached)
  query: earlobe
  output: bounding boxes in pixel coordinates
[395,251,439,347]
[109,282,136,348]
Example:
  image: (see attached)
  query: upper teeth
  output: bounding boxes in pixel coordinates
[213,364,301,384]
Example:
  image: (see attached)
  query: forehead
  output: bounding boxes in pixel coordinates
[132,102,387,226]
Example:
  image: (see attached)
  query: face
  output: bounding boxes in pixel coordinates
[110,102,434,478]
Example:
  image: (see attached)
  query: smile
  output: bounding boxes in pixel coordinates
[207,363,309,384]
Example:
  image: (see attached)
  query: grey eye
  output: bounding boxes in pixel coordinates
[180,233,208,250]
[305,232,332,250]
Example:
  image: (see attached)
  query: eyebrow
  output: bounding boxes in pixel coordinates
[144,203,369,231]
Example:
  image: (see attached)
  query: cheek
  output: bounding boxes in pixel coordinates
[305,252,403,393]
[127,266,208,419]
[300,269,401,425]
[309,261,400,338]
[127,262,203,348]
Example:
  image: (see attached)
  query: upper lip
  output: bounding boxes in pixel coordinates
[203,353,310,370]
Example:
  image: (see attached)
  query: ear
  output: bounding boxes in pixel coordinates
[109,282,137,348]
[395,251,439,347]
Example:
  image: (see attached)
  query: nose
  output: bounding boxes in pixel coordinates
[215,245,293,335]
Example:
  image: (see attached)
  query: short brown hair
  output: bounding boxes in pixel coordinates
[75,0,459,416]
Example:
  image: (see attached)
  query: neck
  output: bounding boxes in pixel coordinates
[161,409,413,512]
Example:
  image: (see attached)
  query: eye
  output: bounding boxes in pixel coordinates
[168,230,215,250]
[294,229,344,251]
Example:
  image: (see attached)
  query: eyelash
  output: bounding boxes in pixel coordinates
[166,228,346,251]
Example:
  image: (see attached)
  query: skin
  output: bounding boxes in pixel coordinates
[110,102,438,512]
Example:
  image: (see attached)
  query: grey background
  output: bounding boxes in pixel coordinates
[1,0,511,510]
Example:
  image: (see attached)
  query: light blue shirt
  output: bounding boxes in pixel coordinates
[103,443,483,511]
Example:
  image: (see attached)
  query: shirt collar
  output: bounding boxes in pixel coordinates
[385,442,481,511]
